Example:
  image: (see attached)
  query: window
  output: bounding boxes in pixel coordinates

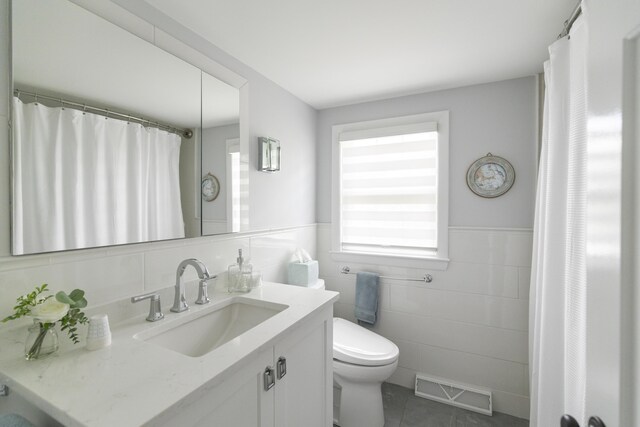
[331,111,449,268]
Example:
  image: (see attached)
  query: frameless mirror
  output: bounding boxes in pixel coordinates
[11,0,243,255]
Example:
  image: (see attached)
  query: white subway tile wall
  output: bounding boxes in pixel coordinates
[518,267,532,300]
[0,225,317,317]
[0,221,532,419]
[318,224,532,419]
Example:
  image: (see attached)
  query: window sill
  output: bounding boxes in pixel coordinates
[329,250,449,271]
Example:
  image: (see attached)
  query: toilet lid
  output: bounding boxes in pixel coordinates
[333,318,399,366]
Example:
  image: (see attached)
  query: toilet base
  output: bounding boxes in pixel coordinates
[334,380,384,427]
[333,359,398,427]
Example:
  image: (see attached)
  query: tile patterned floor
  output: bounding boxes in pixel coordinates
[382,383,529,427]
[335,382,530,427]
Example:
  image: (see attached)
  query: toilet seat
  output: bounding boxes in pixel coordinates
[333,318,399,367]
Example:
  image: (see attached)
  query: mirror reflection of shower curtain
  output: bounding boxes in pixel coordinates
[12,98,185,254]
[529,10,588,427]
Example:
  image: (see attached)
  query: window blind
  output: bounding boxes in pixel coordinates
[339,123,439,257]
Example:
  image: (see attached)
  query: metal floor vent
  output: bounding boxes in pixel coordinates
[414,373,492,416]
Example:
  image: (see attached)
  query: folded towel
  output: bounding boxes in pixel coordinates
[354,271,380,326]
[0,414,36,427]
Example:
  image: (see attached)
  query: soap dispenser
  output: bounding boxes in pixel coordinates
[228,249,253,293]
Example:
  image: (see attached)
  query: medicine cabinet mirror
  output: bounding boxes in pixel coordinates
[10,0,247,255]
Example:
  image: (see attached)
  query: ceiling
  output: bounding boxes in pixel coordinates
[145,0,577,109]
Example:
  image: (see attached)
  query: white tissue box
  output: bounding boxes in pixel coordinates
[288,260,319,286]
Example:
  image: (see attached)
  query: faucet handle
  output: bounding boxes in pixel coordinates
[131,291,164,322]
[195,275,217,305]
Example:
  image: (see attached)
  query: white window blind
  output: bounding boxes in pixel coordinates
[339,122,439,257]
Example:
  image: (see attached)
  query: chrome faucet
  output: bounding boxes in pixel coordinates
[131,291,164,322]
[195,276,215,305]
[171,258,212,313]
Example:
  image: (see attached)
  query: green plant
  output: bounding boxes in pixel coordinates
[55,289,88,343]
[1,284,51,322]
[2,284,89,344]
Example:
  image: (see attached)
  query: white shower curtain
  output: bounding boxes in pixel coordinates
[529,6,588,427]
[12,98,185,254]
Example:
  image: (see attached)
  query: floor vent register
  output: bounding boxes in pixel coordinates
[414,373,492,416]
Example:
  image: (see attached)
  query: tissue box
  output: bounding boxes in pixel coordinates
[288,260,319,286]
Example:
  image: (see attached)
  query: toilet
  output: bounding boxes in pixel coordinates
[308,279,400,427]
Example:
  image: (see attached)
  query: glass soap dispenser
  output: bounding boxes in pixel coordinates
[228,249,252,293]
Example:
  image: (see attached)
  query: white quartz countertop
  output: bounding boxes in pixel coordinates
[0,283,338,427]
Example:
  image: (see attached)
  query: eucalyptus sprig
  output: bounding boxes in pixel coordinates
[56,289,89,343]
[1,284,51,322]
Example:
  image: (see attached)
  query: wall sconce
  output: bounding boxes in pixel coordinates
[259,137,281,172]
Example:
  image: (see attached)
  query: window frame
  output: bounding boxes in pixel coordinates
[330,111,450,270]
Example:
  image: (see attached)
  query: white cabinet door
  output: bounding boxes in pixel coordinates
[155,307,333,427]
[274,309,333,427]
[157,347,275,427]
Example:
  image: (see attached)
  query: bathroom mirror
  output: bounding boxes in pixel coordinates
[11,0,244,255]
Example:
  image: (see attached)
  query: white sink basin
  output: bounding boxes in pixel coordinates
[135,298,288,357]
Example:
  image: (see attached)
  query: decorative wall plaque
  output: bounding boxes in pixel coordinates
[466,153,515,198]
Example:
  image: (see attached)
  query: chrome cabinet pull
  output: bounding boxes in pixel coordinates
[264,366,275,391]
[277,356,287,379]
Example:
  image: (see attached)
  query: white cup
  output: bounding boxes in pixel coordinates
[86,314,112,351]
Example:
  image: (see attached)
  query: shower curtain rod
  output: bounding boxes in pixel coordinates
[13,89,193,139]
[558,1,582,39]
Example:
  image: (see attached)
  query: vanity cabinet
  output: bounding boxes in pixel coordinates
[155,307,333,427]
[274,309,332,427]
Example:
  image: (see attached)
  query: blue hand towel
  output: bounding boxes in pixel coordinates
[354,271,380,325]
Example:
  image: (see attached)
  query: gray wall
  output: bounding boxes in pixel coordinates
[316,76,538,228]
[247,78,317,230]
